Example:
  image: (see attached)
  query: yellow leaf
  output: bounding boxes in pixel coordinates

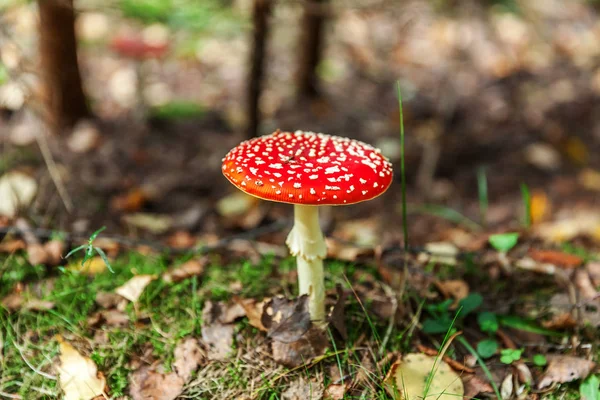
[69,256,107,276]
[115,275,155,302]
[384,353,464,400]
[565,137,589,165]
[530,191,550,224]
[57,337,106,400]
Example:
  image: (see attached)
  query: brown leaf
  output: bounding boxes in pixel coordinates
[1,292,23,310]
[95,292,125,309]
[173,337,206,382]
[0,238,25,253]
[538,356,596,389]
[529,249,583,269]
[201,301,238,360]
[262,295,312,343]
[162,259,206,283]
[23,298,55,311]
[434,279,469,301]
[129,366,184,400]
[1,292,54,312]
[324,383,348,400]
[110,188,148,212]
[282,375,324,400]
[27,243,48,266]
[462,375,494,399]
[542,313,577,330]
[272,326,328,368]
[234,297,268,331]
[328,286,348,340]
[165,231,196,249]
[43,240,65,265]
[574,269,598,300]
[88,309,129,327]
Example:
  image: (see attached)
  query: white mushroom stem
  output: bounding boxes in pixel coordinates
[286,204,327,322]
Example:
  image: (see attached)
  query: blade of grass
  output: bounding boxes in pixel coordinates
[409,204,482,232]
[477,166,488,227]
[520,183,531,228]
[457,336,501,399]
[396,81,408,251]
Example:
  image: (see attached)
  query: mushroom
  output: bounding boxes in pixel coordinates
[222,130,393,321]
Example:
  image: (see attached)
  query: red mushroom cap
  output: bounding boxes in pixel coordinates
[110,36,169,60]
[222,130,393,205]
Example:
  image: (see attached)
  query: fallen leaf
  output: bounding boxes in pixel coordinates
[530,191,551,224]
[1,292,23,310]
[111,188,148,212]
[420,242,459,266]
[162,258,206,283]
[462,374,494,399]
[0,238,25,253]
[0,171,37,218]
[535,211,600,242]
[579,169,600,192]
[435,279,469,301]
[538,356,596,389]
[88,309,129,327]
[23,298,55,311]
[542,312,577,330]
[524,142,561,171]
[115,275,156,302]
[129,367,184,400]
[575,269,599,300]
[328,286,348,340]
[262,295,312,343]
[1,292,54,312]
[70,256,108,276]
[165,230,196,249]
[201,301,236,360]
[384,353,464,399]
[528,249,583,269]
[56,337,107,400]
[324,382,348,400]
[95,291,125,309]
[272,326,328,368]
[501,373,514,399]
[67,120,101,153]
[172,337,206,382]
[235,297,268,331]
[123,213,173,234]
[282,375,324,400]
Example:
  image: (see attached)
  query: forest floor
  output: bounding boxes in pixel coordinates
[2,0,600,398]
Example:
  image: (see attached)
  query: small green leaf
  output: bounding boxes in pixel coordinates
[94,247,114,273]
[89,226,106,242]
[488,232,519,252]
[499,348,523,364]
[477,312,498,333]
[581,375,600,400]
[65,245,86,259]
[476,339,498,359]
[458,293,483,317]
[422,318,453,334]
[425,299,453,315]
[532,354,547,367]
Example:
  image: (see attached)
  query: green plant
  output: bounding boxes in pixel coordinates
[532,354,547,367]
[477,311,499,333]
[477,166,488,226]
[580,374,599,400]
[64,226,113,272]
[477,339,498,359]
[520,183,531,228]
[396,81,408,251]
[500,348,523,364]
[488,232,519,253]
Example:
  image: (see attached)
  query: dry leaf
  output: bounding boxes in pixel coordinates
[23,298,55,311]
[57,337,107,400]
[0,171,37,218]
[416,344,474,374]
[162,259,206,283]
[384,353,464,399]
[538,356,596,389]
[328,286,348,340]
[272,326,328,368]
[235,297,268,331]
[462,375,494,399]
[501,373,514,399]
[262,295,312,343]
[123,213,173,234]
[172,337,206,382]
[420,242,459,266]
[530,191,551,224]
[0,238,26,253]
[70,256,108,276]
[574,269,599,300]
[542,312,577,330]
[324,383,348,400]
[111,188,148,212]
[129,367,184,400]
[434,279,469,301]
[116,275,156,302]
[201,301,237,360]
[282,375,324,400]
[166,231,197,249]
[528,249,583,269]
[95,291,125,309]
[88,309,129,327]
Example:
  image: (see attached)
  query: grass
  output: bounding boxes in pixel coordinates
[0,249,403,399]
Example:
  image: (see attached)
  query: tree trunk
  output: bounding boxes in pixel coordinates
[296,0,328,99]
[247,0,272,138]
[38,0,89,132]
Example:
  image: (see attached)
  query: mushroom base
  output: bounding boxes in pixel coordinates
[286,204,327,322]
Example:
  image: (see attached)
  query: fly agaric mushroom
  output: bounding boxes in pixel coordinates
[222,130,393,321]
